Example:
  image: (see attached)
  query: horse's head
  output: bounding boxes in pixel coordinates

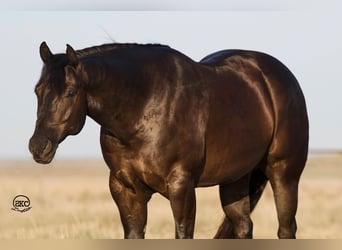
[29,42,87,164]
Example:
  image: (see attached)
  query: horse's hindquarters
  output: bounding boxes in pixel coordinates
[198,68,274,186]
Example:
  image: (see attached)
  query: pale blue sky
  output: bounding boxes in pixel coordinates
[0,1,341,159]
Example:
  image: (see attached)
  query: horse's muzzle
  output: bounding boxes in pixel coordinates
[29,136,58,164]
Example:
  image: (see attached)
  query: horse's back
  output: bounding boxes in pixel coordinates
[200,49,305,103]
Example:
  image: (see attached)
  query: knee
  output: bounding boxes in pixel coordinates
[167,168,194,196]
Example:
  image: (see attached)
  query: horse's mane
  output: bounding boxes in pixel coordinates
[76,43,170,58]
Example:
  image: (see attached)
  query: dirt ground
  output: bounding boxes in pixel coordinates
[0,154,341,239]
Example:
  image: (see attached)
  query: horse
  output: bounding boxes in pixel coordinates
[29,41,308,239]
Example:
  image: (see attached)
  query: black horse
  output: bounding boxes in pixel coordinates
[29,42,308,239]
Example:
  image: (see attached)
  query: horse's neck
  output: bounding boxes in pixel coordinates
[82,60,147,141]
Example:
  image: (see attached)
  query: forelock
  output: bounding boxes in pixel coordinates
[40,54,68,95]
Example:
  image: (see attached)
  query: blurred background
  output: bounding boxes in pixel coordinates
[0,0,342,159]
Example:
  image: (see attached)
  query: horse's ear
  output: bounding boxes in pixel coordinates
[66,44,79,67]
[40,41,53,64]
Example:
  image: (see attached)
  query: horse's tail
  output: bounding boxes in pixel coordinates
[214,168,268,238]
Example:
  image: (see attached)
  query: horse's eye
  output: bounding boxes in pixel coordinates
[66,89,76,98]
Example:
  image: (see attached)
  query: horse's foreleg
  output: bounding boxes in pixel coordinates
[167,168,196,239]
[109,171,151,239]
[101,128,152,239]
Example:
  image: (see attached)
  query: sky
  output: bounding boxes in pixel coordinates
[0,1,341,159]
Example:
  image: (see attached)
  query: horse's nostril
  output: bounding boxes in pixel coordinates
[42,140,53,155]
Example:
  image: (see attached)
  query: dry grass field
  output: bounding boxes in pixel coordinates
[0,154,341,239]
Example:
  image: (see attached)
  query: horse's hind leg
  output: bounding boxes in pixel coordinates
[214,216,234,239]
[265,108,308,238]
[215,168,268,239]
[218,174,253,239]
[266,157,304,239]
[265,125,307,238]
